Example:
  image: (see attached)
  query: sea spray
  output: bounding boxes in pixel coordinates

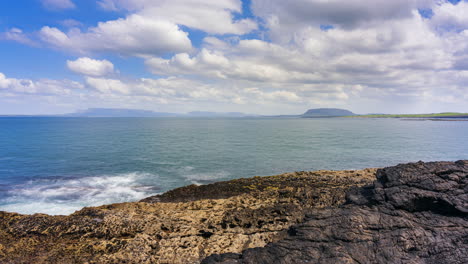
[0,172,159,215]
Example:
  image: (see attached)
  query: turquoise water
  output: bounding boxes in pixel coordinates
[0,117,467,215]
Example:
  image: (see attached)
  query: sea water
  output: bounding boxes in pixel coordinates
[0,117,467,215]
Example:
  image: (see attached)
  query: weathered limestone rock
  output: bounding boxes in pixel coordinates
[0,169,375,263]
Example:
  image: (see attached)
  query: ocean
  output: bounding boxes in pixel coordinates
[1,117,467,215]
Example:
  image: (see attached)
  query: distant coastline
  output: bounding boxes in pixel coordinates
[1,108,468,120]
[347,112,468,119]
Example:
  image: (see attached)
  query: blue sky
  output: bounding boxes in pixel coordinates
[1,0,468,115]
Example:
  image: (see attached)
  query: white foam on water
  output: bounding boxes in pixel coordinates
[0,172,159,215]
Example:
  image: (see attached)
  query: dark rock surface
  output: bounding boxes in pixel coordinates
[202,160,468,264]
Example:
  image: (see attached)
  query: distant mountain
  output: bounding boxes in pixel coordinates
[302,108,355,118]
[66,108,179,117]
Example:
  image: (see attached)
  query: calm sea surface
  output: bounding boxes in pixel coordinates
[0,117,467,215]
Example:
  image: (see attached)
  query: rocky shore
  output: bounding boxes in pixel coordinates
[204,160,468,264]
[0,160,466,263]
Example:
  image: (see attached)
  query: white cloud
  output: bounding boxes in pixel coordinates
[0,72,83,95]
[252,0,432,42]
[85,77,130,94]
[67,57,114,77]
[4,0,468,114]
[76,73,307,107]
[1,28,34,45]
[41,0,75,10]
[97,0,257,34]
[39,14,192,56]
[430,1,468,32]
[140,2,468,113]
[243,88,302,103]
[10,0,256,57]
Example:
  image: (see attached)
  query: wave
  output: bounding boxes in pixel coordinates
[0,172,159,215]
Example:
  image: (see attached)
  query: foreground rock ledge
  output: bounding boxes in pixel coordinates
[0,168,375,263]
[203,160,468,264]
[0,161,466,264]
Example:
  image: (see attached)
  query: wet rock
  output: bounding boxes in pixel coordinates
[203,160,468,264]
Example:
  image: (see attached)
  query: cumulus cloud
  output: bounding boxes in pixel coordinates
[41,0,75,10]
[252,0,432,42]
[67,57,114,77]
[85,77,130,94]
[3,0,468,114]
[82,75,310,106]
[141,1,468,113]
[430,1,468,32]
[97,0,257,34]
[0,72,83,95]
[39,15,192,56]
[1,28,34,45]
[30,0,255,56]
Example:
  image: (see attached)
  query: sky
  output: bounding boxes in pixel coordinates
[0,0,468,115]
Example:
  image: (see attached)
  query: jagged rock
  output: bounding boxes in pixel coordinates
[203,160,468,264]
[0,169,375,263]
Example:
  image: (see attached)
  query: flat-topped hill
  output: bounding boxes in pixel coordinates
[302,108,355,117]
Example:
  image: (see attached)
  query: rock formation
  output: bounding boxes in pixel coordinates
[203,160,468,264]
[1,160,466,264]
[0,169,375,263]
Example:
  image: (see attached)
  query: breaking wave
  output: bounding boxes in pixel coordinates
[0,172,159,215]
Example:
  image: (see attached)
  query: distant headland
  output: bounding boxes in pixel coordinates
[299,108,468,119]
[301,108,356,117]
[298,108,468,119]
[350,112,468,119]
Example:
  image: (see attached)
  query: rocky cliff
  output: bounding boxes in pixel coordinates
[0,161,466,264]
